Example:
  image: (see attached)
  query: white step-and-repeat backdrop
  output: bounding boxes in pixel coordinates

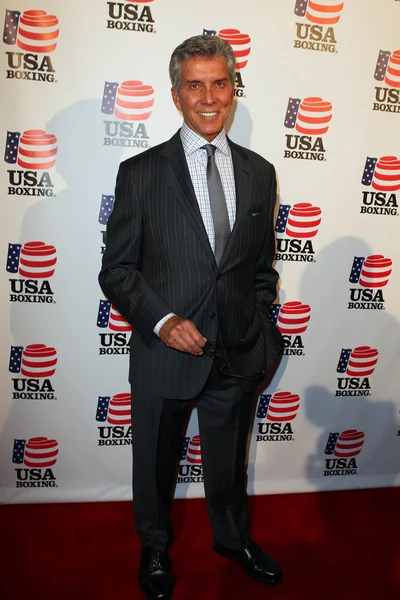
[1,0,400,503]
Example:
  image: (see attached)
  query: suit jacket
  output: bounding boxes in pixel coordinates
[98,130,283,399]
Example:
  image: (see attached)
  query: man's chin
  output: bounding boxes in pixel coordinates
[199,126,224,141]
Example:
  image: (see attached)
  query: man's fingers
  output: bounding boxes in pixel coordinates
[160,317,207,355]
[169,324,204,354]
[180,321,206,349]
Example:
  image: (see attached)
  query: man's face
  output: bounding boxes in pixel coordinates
[171,57,234,142]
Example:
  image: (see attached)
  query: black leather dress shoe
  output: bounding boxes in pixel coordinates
[213,540,283,585]
[138,547,175,600]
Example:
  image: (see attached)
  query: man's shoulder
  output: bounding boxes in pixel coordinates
[120,140,167,170]
[120,131,180,171]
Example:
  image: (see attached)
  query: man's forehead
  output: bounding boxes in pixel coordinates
[181,56,229,77]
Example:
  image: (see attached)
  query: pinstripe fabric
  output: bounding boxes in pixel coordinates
[131,367,254,551]
[195,369,254,549]
[99,130,282,399]
[153,124,236,335]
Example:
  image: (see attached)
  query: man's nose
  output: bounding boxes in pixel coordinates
[201,86,216,104]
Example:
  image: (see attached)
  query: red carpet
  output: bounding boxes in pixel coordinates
[3,488,400,600]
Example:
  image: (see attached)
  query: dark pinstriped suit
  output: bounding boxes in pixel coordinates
[99,130,282,551]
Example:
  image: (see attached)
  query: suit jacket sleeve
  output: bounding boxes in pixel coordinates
[254,164,279,322]
[98,160,173,345]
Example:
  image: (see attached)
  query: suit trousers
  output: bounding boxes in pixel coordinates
[131,366,255,553]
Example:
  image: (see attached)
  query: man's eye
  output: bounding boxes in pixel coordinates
[190,83,200,89]
[215,81,224,87]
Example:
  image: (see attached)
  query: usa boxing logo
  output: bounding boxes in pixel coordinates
[6,241,56,303]
[255,392,300,442]
[335,346,379,397]
[373,49,400,113]
[348,254,392,310]
[9,344,58,400]
[324,429,364,476]
[12,436,59,488]
[106,0,155,34]
[293,0,344,53]
[178,435,204,483]
[4,129,57,197]
[275,203,322,262]
[202,27,251,97]
[96,393,132,446]
[97,299,131,356]
[101,79,154,148]
[284,97,332,160]
[3,9,59,82]
[361,156,399,216]
[271,301,311,356]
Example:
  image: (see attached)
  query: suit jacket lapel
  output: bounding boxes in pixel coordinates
[160,131,253,270]
[219,139,253,268]
[161,132,216,263]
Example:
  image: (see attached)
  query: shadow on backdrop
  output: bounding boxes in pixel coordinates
[2,100,126,498]
[11,98,125,341]
[301,236,400,597]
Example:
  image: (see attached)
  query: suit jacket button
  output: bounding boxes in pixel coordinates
[209,312,216,319]
[216,273,222,280]
[239,338,245,343]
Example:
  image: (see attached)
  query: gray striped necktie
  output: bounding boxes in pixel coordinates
[203,144,230,265]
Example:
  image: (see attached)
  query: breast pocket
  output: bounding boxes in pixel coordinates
[247,213,268,227]
[239,215,267,257]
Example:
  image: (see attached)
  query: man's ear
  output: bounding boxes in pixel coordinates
[171,87,181,112]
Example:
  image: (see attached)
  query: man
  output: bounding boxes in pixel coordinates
[99,35,283,600]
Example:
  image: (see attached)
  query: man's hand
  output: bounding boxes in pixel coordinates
[159,316,207,355]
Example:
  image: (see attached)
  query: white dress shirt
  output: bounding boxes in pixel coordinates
[153,123,237,335]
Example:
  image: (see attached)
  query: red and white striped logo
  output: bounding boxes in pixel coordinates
[267,392,300,422]
[115,80,155,121]
[301,0,344,25]
[359,255,392,288]
[186,435,202,464]
[109,306,132,332]
[345,346,379,377]
[276,302,311,335]
[17,130,58,170]
[218,29,251,70]
[18,241,57,279]
[333,430,364,458]
[23,437,59,467]
[385,50,400,89]
[372,156,400,192]
[296,97,332,135]
[285,203,321,238]
[107,393,131,425]
[21,344,57,378]
[17,10,59,53]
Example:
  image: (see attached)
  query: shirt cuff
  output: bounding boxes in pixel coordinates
[153,313,176,336]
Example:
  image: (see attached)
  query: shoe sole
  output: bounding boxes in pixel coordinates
[213,544,283,586]
[139,585,173,600]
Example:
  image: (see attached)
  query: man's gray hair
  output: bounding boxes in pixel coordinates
[169,35,236,91]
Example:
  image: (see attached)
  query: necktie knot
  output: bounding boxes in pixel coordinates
[203,144,217,158]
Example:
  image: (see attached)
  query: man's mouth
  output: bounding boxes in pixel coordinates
[197,112,218,117]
